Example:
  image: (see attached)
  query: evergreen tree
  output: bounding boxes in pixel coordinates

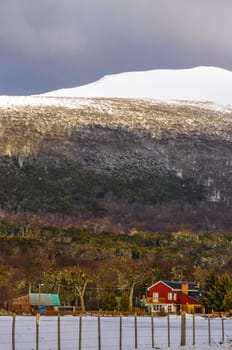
[120,293,130,311]
[203,272,232,312]
[222,289,232,311]
[102,292,117,311]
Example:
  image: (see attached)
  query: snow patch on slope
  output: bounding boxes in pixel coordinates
[0,96,93,110]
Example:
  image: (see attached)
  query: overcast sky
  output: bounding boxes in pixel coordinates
[0,0,232,95]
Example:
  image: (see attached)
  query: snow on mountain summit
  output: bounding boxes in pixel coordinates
[0,67,231,111]
[42,66,232,107]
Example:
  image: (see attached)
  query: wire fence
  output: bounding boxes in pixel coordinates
[0,314,231,350]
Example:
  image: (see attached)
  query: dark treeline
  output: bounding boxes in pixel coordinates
[0,155,229,233]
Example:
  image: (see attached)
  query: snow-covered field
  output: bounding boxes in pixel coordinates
[0,315,231,350]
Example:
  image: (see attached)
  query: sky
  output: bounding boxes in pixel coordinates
[0,0,232,95]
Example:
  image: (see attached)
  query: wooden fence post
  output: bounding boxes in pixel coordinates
[221,316,224,344]
[208,314,211,345]
[181,312,186,346]
[79,314,82,350]
[192,313,196,346]
[134,314,138,349]
[58,315,61,350]
[12,316,15,350]
[36,314,39,350]
[167,314,171,347]
[151,314,155,348]
[119,315,122,350]
[98,315,101,350]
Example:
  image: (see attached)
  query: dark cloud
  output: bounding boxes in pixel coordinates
[0,0,232,94]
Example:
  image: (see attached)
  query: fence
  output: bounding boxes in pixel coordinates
[0,313,231,350]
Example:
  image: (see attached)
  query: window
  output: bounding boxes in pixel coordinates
[173,293,177,300]
[168,293,172,300]
[154,304,161,311]
[153,292,159,302]
[168,305,172,313]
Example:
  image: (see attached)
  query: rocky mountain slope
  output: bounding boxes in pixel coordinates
[1,94,232,232]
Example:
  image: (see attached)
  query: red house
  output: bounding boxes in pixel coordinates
[145,280,203,313]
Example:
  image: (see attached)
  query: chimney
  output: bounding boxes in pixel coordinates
[181,283,188,295]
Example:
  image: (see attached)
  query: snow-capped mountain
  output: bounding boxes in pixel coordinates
[42,66,232,107]
[1,66,232,231]
[0,66,231,111]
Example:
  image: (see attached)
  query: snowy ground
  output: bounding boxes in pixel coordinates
[0,315,231,350]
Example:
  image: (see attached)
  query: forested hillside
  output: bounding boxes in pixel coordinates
[1,98,232,231]
[0,224,231,311]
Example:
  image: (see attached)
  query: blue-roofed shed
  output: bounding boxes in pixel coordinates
[29,293,61,306]
[11,293,61,314]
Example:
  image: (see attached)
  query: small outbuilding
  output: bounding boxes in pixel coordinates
[11,293,61,314]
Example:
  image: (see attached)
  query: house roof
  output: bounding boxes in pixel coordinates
[29,293,61,306]
[147,280,199,292]
[163,281,199,292]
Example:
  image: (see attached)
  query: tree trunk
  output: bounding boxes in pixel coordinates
[80,294,86,312]
[75,280,88,312]
[129,282,135,312]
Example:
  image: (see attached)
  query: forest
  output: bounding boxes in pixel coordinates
[0,220,231,313]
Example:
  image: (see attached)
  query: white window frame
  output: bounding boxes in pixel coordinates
[153,292,159,302]
[168,293,172,300]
